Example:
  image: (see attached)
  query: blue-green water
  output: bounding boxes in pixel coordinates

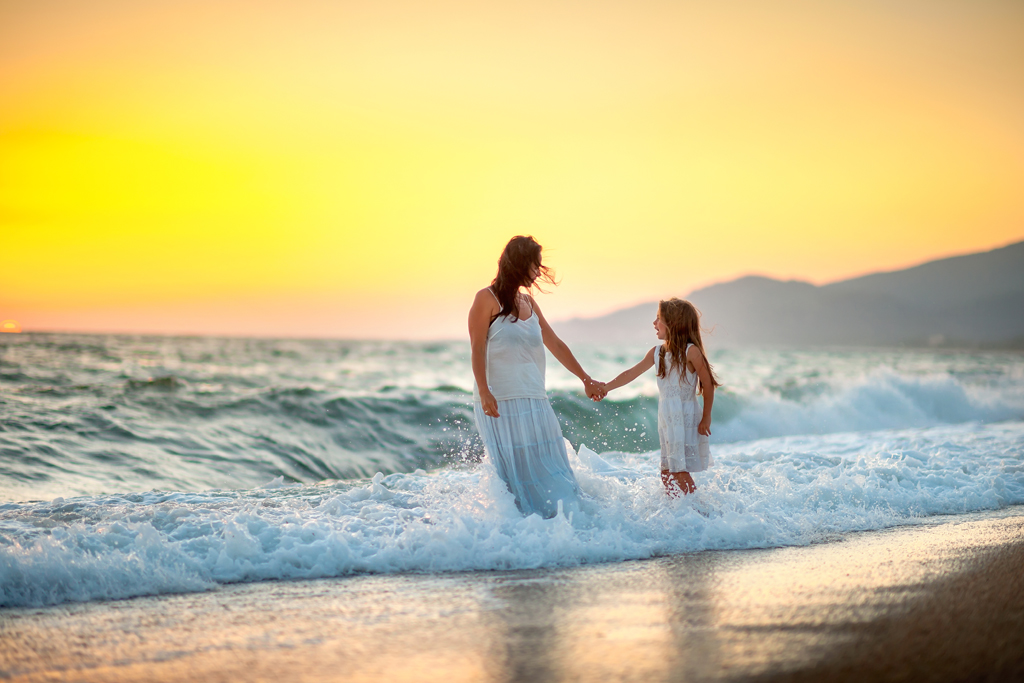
[1,333,1022,607]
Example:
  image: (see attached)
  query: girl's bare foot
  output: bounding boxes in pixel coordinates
[661,470,696,496]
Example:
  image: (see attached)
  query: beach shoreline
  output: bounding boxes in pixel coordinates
[3,508,1024,683]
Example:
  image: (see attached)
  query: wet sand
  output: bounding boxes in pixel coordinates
[2,509,1023,683]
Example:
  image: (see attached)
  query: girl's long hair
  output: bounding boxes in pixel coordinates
[657,298,721,395]
[491,236,556,321]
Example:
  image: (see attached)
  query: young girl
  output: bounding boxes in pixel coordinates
[600,298,720,495]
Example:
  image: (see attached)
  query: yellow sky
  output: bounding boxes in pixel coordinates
[2,0,1023,338]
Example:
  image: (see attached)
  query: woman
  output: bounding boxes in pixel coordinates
[468,235,604,518]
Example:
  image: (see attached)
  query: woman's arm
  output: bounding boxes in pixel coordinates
[687,345,714,436]
[602,347,656,393]
[530,296,603,399]
[468,288,501,417]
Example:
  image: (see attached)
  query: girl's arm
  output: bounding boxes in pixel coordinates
[687,345,715,436]
[531,296,603,400]
[468,288,501,417]
[602,347,656,392]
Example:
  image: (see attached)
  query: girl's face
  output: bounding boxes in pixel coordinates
[653,313,667,340]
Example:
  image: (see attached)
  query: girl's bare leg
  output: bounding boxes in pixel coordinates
[661,470,696,496]
[661,469,675,495]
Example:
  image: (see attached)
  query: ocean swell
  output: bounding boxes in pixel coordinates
[558,369,1023,451]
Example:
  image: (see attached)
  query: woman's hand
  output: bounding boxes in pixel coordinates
[698,417,711,436]
[480,389,500,418]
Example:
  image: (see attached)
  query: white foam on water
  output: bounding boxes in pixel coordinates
[715,370,1023,443]
[2,420,1023,608]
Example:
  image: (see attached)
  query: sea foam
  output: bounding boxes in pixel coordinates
[2,421,1023,608]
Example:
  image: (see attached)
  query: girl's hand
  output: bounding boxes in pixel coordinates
[584,379,607,402]
[698,417,711,436]
[480,390,500,418]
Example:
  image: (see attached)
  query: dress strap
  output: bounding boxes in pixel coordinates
[520,293,533,318]
[487,287,500,305]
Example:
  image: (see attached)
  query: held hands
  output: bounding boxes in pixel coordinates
[584,378,608,402]
[484,380,606,416]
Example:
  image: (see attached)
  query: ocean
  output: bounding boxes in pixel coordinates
[1,333,1023,608]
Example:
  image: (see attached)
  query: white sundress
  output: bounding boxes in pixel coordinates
[654,344,713,473]
[473,293,582,518]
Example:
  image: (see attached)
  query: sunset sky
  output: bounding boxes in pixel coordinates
[2,0,1023,339]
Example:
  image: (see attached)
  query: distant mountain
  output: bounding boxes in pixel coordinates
[553,240,1024,348]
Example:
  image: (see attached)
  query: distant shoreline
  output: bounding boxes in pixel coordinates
[553,239,1024,348]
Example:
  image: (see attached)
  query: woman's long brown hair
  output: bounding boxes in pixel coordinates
[490,236,556,322]
[657,298,721,395]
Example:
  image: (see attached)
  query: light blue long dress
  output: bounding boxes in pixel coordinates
[473,294,582,518]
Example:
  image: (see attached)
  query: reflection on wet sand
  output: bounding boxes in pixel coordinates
[486,578,563,683]
[663,554,723,680]
[1,510,1022,683]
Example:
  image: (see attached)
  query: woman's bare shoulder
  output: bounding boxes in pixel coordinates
[474,287,497,300]
[472,287,500,311]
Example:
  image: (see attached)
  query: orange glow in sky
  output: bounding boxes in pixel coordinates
[2,0,1023,338]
